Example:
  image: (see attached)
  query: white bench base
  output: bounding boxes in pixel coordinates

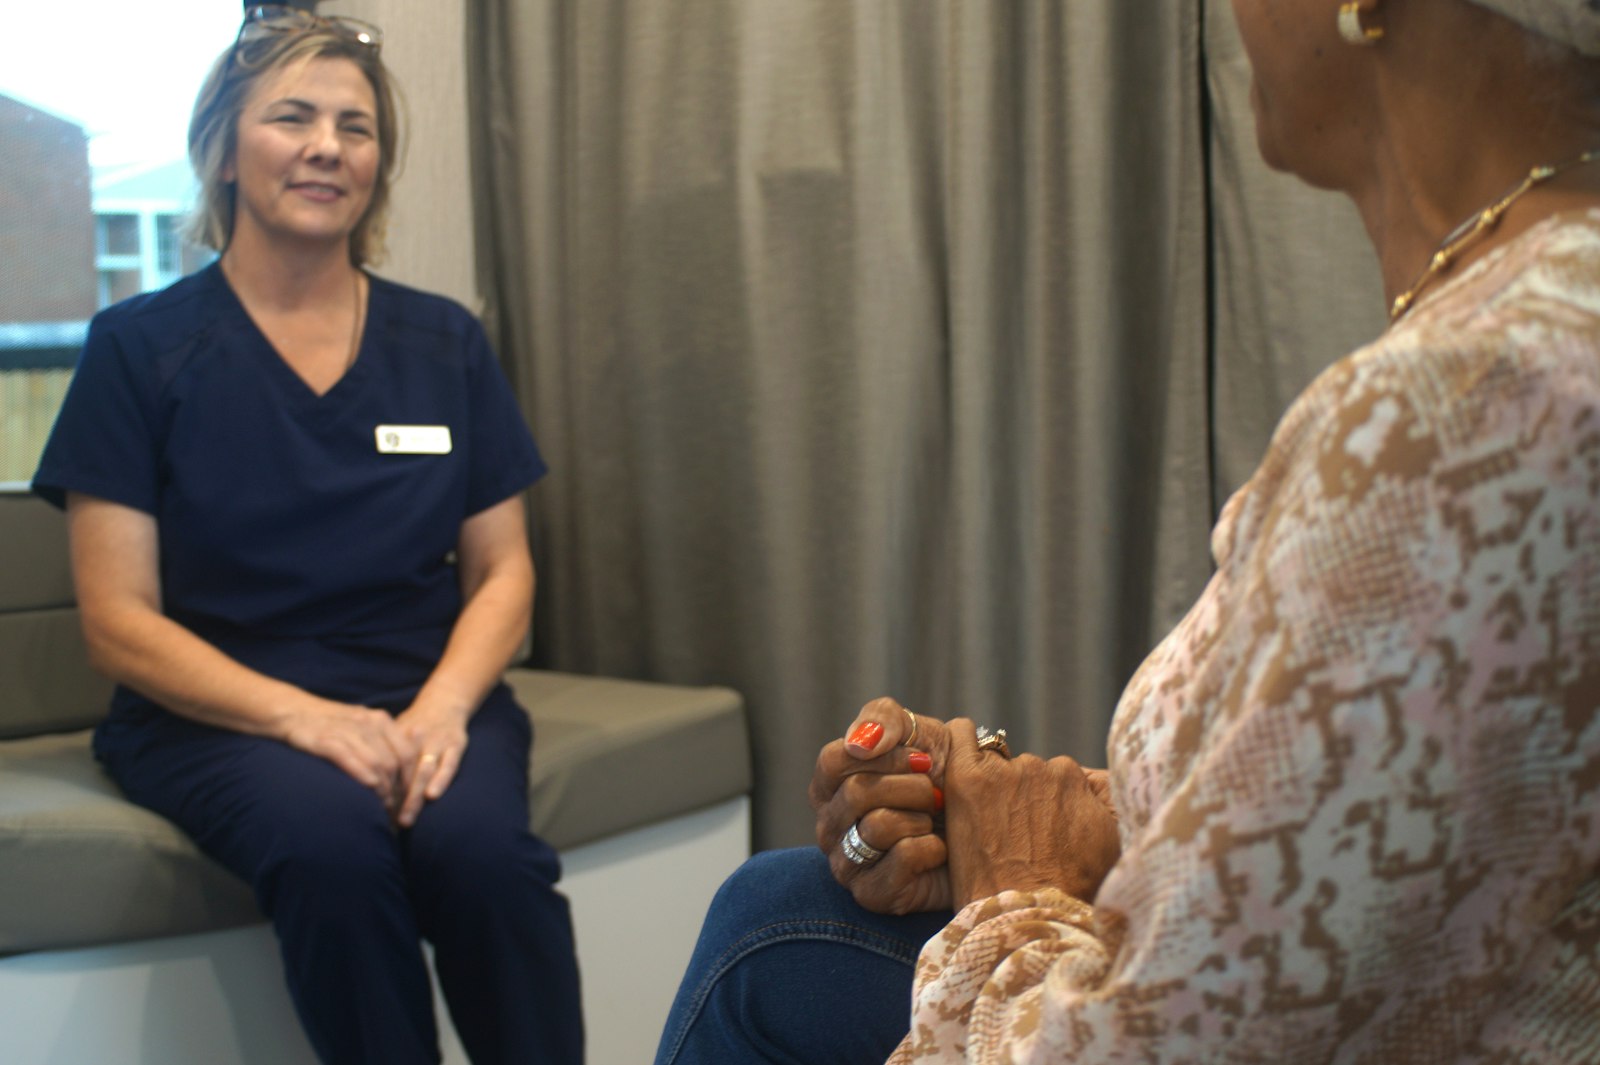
[0,796,748,1065]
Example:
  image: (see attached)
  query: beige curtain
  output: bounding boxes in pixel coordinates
[466,0,1381,848]
[1203,3,1387,496]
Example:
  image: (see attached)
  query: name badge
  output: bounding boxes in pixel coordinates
[375,425,452,455]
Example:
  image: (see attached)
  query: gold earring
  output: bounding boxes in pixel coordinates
[1337,2,1383,45]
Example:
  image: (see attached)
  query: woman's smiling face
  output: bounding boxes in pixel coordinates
[225,55,380,253]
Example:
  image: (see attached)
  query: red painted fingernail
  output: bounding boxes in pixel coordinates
[847,721,885,751]
[933,787,944,812]
[908,751,933,773]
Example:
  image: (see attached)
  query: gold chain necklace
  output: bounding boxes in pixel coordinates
[1389,149,1600,322]
[345,268,365,371]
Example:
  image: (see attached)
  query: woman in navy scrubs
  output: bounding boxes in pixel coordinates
[31,7,582,1063]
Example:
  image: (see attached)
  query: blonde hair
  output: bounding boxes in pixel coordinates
[184,24,403,266]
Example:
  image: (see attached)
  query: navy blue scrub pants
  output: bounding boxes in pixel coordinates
[95,693,583,1065]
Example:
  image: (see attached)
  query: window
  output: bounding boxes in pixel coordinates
[98,214,143,258]
[158,214,185,275]
[96,213,145,306]
[0,3,239,487]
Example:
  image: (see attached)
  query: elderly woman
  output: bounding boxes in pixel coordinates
[654,0,1600,1061]
[32,7,580,1064]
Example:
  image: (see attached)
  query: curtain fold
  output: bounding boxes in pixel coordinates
[469,0,1216,848]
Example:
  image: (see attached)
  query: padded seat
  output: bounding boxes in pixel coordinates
[0,493,750,959]
[0,670,748,955]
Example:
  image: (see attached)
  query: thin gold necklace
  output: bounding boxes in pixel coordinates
[347,268,363,370]
[1389,149,1600,322]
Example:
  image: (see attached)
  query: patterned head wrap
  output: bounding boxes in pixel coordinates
[1466,0,1600,55]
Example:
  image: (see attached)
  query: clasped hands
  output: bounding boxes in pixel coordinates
[281,695,469,828]
[809,697,1121,914]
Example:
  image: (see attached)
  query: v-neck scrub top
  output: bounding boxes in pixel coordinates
[33,263,546,720]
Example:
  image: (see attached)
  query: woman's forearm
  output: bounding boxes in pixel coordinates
[408,562,534,721]
[80,596,323,737]
[68,493,329,737]
[405,493,537,722]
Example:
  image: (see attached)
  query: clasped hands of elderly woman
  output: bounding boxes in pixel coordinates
[809,697,1121,914]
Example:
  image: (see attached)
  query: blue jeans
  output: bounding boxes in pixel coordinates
[654,848,953,1065]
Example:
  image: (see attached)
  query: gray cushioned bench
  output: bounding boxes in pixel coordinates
[0,669,749,954]
[0,491,749,1039]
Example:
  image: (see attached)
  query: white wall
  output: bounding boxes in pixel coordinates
[338,0,479,312]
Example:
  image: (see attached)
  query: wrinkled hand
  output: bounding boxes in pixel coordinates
[282,700,417,815]
[809,697,954,915]
[943,718,1121,909]
[1082,766,1116,821]
[393,702,471,828]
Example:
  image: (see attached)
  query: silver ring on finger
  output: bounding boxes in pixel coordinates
[840,821,885,867]
[975,726,1012,759]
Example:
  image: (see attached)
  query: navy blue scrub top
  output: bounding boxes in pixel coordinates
[33,263,546,718]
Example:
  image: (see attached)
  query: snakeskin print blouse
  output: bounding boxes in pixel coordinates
[891,209,1600,1063]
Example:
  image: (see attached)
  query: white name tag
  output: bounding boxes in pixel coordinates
[375,425,453,455]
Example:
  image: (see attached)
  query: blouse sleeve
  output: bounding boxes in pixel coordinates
[891,345,1600,1062]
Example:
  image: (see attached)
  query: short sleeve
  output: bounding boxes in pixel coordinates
[461,321,546,516]
[31,312,163,514]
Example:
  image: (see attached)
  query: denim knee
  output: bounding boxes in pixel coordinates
[687,848,935,988]
[654,848,950,1065]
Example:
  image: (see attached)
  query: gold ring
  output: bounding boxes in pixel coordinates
[901,707,919,748]
[420,752,439,764]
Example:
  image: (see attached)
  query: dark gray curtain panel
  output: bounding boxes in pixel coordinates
[466,0,1381,848]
